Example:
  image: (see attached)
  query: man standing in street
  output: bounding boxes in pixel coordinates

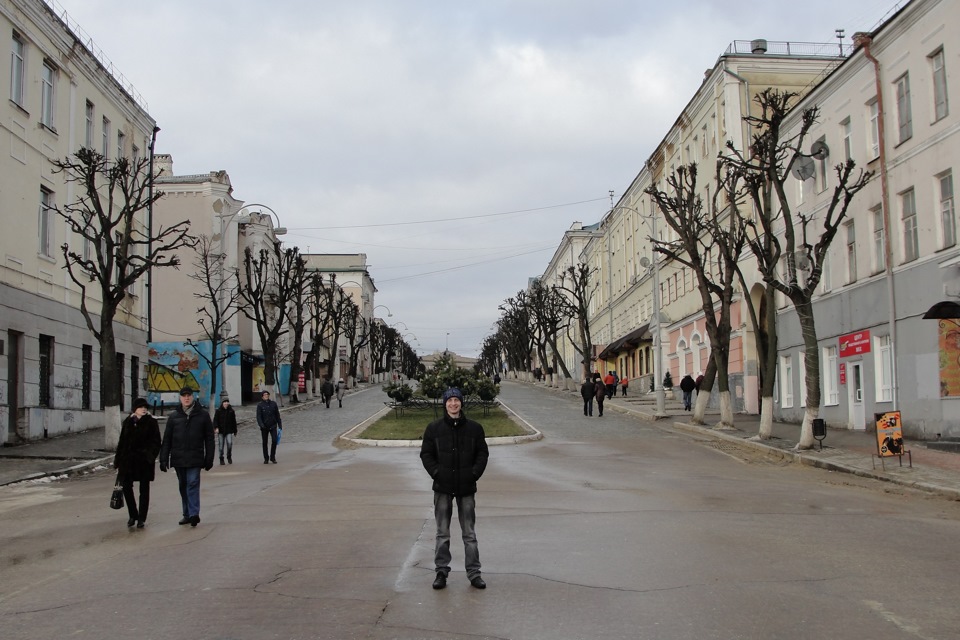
[420,388,489,590]
[580,376,596,416]
[159,387,215,527]
[256,390,282,464]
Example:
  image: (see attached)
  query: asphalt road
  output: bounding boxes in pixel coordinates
[1,382,959,639]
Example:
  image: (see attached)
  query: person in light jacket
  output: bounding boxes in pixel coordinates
[114,398,162,529]
[335,378,346,408]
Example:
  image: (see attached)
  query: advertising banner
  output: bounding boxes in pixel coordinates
[875,411,904,457]
[839,330,871,358]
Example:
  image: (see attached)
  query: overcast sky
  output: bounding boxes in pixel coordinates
[56,0,901,357]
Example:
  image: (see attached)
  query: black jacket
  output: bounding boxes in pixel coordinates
[256,400,282,429]
[160,402,215,470]
[420,412,489,497]
[680,375,697,392]
[580,380,596,400]
[114,413,162,482]
[214,405,238,435]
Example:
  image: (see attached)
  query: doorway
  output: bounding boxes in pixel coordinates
[7,330,22,440]
[847,361,865,430]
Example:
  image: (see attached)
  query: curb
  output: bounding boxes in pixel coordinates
[1,454,115,487]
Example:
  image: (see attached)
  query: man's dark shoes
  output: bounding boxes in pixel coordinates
[470,576,486,589]
[271,458,277,464]
[127,518,136,527]
[432,572,447,590]
[136,521,145,529]
[220,457,225,465]
[264,460,269,464]
[178,516,190,525]
[189,515,200,527]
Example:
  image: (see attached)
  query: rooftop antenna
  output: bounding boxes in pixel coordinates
[609,190,615,208]
[836,28,845,56]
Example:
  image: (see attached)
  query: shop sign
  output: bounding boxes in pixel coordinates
[839,330,871,358]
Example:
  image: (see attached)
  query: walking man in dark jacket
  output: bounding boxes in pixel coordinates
[159,387,215,527]
[420,388,489,590]
[580,377,596,416]
[256,390,282,464]
[680,374,696,411]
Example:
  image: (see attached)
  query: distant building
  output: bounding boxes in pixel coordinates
[420,351,477,371]
[0,0,155,442]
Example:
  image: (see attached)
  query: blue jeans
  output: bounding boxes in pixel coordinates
[175,467,201,518]
[583,398,593,416]
[218,433,234,460]
[434,492,481,579]
[683,390,693,410]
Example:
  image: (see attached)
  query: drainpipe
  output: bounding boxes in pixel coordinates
[855,32,898,410]
[723,66,751,148]
[146,125,160,344]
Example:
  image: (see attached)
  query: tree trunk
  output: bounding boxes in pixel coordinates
[99,316,122,451]
[795,298,821,450]
[756,397,775,440]
[692,356,717,424]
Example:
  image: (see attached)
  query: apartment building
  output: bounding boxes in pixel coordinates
[773,0,958,438]
[1,0,155,442]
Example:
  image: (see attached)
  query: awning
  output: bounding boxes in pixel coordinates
[596,323,651,360]
[923,301,960,319]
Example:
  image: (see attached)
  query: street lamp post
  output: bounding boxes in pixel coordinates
[374,304,392,317]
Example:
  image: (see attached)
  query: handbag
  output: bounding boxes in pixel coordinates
[109,475,124,510]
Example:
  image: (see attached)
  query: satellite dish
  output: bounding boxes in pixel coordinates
[792,156,815,181]
[810,140,830,160]
[639,257,650,268]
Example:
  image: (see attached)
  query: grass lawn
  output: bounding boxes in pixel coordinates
[357,406,529,440]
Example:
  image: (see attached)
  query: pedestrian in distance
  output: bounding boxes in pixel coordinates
[620,376,629,397]
[595,374,607,416]
[159,387,215,527]
[580,377,596,416]
[695,371,705,393]
[493,373,501,386]
[213,396,238,465]
[336,378,346,408]
[420,388,490,590]
[604,371,616,399]
[114,397,162,529]
[680,374,696,411]
[321,377,334,408]
[256,390,282,464]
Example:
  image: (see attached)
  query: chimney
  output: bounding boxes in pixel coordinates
[751,39,768,54]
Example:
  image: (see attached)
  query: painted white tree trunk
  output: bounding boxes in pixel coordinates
[692,390,709,424]
[717,391,734,429]
[104,405,122,451]
[797,407,817,449]
[757,398,774,440]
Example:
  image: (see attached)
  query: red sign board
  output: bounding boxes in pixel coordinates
[839,330,871,358]
[839,362,846,385]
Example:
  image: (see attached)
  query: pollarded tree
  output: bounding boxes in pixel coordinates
[528,278,573,380]
[344,303,372,383]
[53,148,193,450]
[724,88,872,448]
[498,291,535,374]
[556,263,599,381]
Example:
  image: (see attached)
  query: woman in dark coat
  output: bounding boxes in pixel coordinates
[213,397,238,465]
[113,397,162,528]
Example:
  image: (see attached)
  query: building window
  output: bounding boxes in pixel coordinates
[930,48,949,122]
[117,131,125,159]
[901,189,919,263]
[39,335,53,407]
[823,346,839,406]
[798,352,807,407]
[132,144,139,163]
[780,355,794,408]
[39,187,54,257]
[85,101,95,148]
[872,207,885,272]
[940,171,955,249]
[41,61,56,129]
[820,251,832,294]
[868,99,880,159]
[102,117,110,157]
[841,117,852,161]
[876,335,893,402]
[130,356,139,402]
[895,73,912,144]
[116,353,125,411]
[815,137,828,193]
[10,32,25,106]
[845,220,856,283]
[82,344,92,410]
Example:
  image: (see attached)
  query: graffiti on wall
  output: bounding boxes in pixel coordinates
[938,320,960,397]
[146,342,212,403]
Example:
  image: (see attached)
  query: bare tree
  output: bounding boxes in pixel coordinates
[725,88,872,448]
[282,254,309,402]
[344,304,372,383]
[645,163,748,427]
[528,279,573,380]
[556,263,599,381]
[236,242,303,393]
[185,234,241,412]
[53,148,193,449]
[318,274,355,381]
[498,291,535,375]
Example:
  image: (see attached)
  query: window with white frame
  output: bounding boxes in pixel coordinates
[780,355,794,408]
[901,188,919,262]
[875,335,893,402]
[41,61,56,129]
[85,101,95,148]
[940,171,955,249]
[132,144,139,163]
[823,346,839,405]
[117,131,125,159]
[820,251,832,293]
[930,48,949,122]
[872,207,885,272]
[868,99,880,159]
[841,117,852,161]
[10,32,25,106]
[815,137,828,193]
[39,187,54,257]
[102,117,110,157]
[798,352,807,407]
[895,73,912,144]
[845,220,857,283]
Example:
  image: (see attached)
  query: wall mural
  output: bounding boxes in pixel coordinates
[938,319,960,397]
[146,341,211,404]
